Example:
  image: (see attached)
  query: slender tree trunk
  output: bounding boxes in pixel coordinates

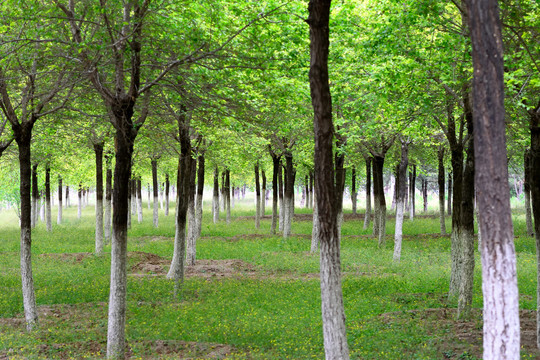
[65,185,70,208]
[373,155,386,246]
[305,175,310,209]
[131,180,136,216]
[467,0,520,354]
[309,171,314,209]
[39,191,45,222]
[364,156,372,230]
[448,171,453,216]
[57,177,63,225]
[278,161,284,232]
[524,149,534,236]
[147,184,151,210]
[94,143,104,255]
[448,147,464,300]
[165,174,170,216]
[351,165,357,214]
[104,154,113,243]
[261,170,266,216]
[255,163,261,229]
[283,152,294,239]
[77,182,82,219]
[45,164,52,232]
[422,177,428,212]
[335,150,346,242]
[225,169,231,224]
[270,152,280,234]
[311,186,319,252]
[212,166,219,223]
[127,180,132,229]
[186,157,197,266]
[137,179,142,223]
[409,165,416,220]
[394,141,409,262]
[438,148,446,235]
[221,171,226,212]
[195,153,205,239]
[308,1,350,357]
[151,159,159,228]
[31,164,38,228]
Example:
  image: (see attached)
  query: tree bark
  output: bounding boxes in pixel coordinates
[57,176,63,225]
[448,146,464,300]
[270,150,280,234]
[311,185,319,252]
[77,182,82,219]
[309,171,314,209]
[255,163,261,229]
[524,149,534,236]
[364,156,372,230]
[278,160,284,232]
[393,140,409,262]
[94,142,104,256]
[104,153,113,243]
[448,171,453,216]
[467,0,520,355]
[261,170,266,216]
[422,177,428,213]
[65,185,70,208]
[308,1,350,358]
[165,174,170,216]
[195,153,205,239]
[225,169,231,224]
[438,147,446,235]
[151,159,159,228]
[45,164,52,232]
[31,164,39,228]
[335,149,346,242]
[137,179,143,223]
[283,151,294,239]
[212,166,219,223]
[409,165,416,220]
[351,165,357,214]
[373,155,387,246]
[186,156,197,266]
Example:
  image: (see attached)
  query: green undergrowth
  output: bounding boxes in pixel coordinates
[0,200,538,359]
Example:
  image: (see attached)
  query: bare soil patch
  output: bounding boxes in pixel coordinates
[39,252,93,263]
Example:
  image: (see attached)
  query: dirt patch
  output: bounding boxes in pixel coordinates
[129,251,170,275]
[132,339,236,359]
[380,308,540,359]
[186,259,257,278]
[39,252,93,263]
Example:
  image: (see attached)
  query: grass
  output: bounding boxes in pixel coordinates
[0,197,538,359]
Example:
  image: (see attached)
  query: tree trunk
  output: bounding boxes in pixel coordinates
[212,166,219,223]
[151,159,159,228]
[438,147,446,235]
[393,140,409,262]
[77,182,82,219]
[335,151,346,242]
[309,171,314,209]
[255,163,261,229]
[308,1,350,358]
[104,154,113,243]
[524,149,534,236]
[364,156,372,230]
[530,104,540,350]
[278,161,284,232]
[305,175,310,209]
[283,152,294,239]
[448,146,464,300]
[65,185,70,208]
[57,176,63,225]
[351,165,357,214]
[195,153,205,239]
[422,177,428,212]
[94,142,104,255]
[448,171,453,216]
[147,184,151,210]
[165,174,170,216]
[127,180,132,229]
[270,151,280,234]
[311,186,319,252]
[45,164,52,232]
[186,156,197,266]
[137,179,143,223]
[261,170,266,216]
[468,0,520,354]
[31,164,38,228]
[409,165,416,220]
[221,171,226,212]
[373,155,386,246]
[225,169,231,224]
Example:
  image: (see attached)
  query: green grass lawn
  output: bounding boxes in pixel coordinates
[0,199,538,359]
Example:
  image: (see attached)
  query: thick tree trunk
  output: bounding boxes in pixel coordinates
[261,170,266,216]
[212,166,219,223]
[373,155,386,246]
[283,152,294,239]
[524,150,534,236]
[57,177,63,225]
[225,169,231,224]
[151,159,159,228]
[31,164,38,228]
[186,157,197,266]
[468,1,520,355]
[195,153,205,239]
[270,152,280,234]
[438,148,446,235]
[278,161,284,232]
[308,1,350,358]
[104,154,113,243]
[94,143,104,256]
[45,165,52,232]
[351,165,357,214]
[393,140,409,262]
[137,179,143,223]
[77,182,82,219]
[364,156,372,230]
[255,163,261,229]
[165,174,170,216]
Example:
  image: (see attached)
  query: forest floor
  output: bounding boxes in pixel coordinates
[0,201,538,359]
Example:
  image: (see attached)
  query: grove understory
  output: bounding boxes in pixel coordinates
[0,198,538,360]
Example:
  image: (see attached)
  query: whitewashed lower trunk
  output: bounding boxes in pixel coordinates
[255,195,261,229]
[153,196,159,228]
[525,191,533,236]
[377,206,386,247]
[137,196,143,223]
[46,198,52,232]
[77,196,82,219]
[336,210,343,243]
[311,194,319,252]
[186,199,196,266]
[457,229,475,319]
[40,199,45,222]
[104,199,111,243]
[147,186,151,210]
[21,227,38,331]
[393,199,405,261]
[95,199,104,256]
[166,216,186,280]
[320,233,350,360]
[439,195,446,235]
[212,195,219,224]
[283,196,292,239]
[279,197,284,232]
[195,194,203,238]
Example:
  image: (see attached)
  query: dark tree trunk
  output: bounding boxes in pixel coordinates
[104,153,113,243]
[165,174,170,216]
[221,171,226,212]
[278,160,284,232]
[78,182,83,220]
[305,175,310,209]
[530,103,540,349]
[31,163,39,228]
[524,149,534,236]
[438,148,446,234]
[363,156,372,230]
[351,165,357,214]
[45,164,52,232]
[372,155,386,246]
[392,165,399,211]
[448,146,464,300]
[393,140,409,262]
[270,150,280,234]
[65,185,70,208]
[225,169,231,224]
[151,159,159,227]
[448,171,453,216]
[283,151,295,239]
[422,177,428,213]
[255,163,261,229]
[94,142,104,255]
[334,150,346,241]
[307,1,350,357]
[186,155,197,265]
[262,170,266,216]
[57,176,63,225]
[309,171,314,209]
[195,153,205,238]
[409,165,416,220]
[467,0,520,354]
[137,178,143,223]
[212,166,219,223]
